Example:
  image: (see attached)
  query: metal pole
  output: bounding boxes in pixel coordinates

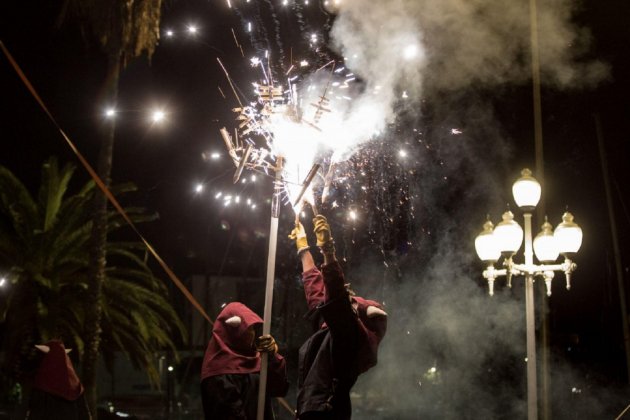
[257,157,283,420]
[529,0,549,415]
[524,213,538,420]
[595,115,630,382]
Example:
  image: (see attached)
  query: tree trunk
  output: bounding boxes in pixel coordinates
[82,52,121,419]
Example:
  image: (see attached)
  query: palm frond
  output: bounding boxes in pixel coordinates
[38,158,77,232]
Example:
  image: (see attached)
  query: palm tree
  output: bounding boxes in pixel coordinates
[56,1,164,414]
[0,157,185,402]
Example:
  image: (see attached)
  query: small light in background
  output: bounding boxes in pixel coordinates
[195,184,204,194]
[104,108,116,118]
[151,110,166,123]
[0,277,6,287]
[399,149,408,158]
[403,44,418,60]
[165,29,174,37]
[187,25,198,35]
[167,366,174,372]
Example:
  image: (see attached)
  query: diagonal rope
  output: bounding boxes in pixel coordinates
[0,40,213,325]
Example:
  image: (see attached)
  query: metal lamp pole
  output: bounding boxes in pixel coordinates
[523,212,538,420]
[475,168,583,420]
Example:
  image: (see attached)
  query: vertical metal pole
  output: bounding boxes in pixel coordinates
[529,0,550,416]
[595,115,630,382]
[257,158,283,420]
[524,213,538,420]
[530,0,544,192]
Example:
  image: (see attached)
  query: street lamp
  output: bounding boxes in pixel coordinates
[474,168,583,420]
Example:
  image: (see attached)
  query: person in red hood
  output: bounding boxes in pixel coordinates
[26,339,91,420]
[289,215,388,420]
[200,302,289,420]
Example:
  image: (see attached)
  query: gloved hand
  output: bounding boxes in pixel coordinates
[255,334,278,355]
[289,222,309,255]
[313,215,332,247]
[313,215,335,255]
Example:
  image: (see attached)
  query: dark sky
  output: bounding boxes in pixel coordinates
[2,0,630,417]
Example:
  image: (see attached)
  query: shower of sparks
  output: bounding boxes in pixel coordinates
[213,189,258,210]
[214,49,410,220]
[162,1,428,263]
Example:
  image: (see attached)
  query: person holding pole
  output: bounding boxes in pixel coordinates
[289,215,388,419]
[200,302,289,420]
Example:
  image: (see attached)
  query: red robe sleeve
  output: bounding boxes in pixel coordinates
[266,353,289,397]
[301,266,326,309]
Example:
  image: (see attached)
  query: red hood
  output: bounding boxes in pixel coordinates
[201,302,263,379]
[33,340,84,401]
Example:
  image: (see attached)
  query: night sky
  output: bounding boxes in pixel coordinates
[2,0,630,418]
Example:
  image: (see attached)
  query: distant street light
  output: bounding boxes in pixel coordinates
[151,110,166,124]
[474,168,583,420]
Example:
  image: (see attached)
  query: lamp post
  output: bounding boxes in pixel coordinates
[474,168,583,420]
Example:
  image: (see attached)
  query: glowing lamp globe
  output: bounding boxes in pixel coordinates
[512,168,541,211]
[475,220,500,262]
[493,211,523,255]
[554,211,583,255]
[533,218,560,263]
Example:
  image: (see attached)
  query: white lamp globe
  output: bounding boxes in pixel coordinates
[512,168,541,211]
[534,218,560,263]
[493,210,523,255]
[554,211,583,255]
[475,220,500,262]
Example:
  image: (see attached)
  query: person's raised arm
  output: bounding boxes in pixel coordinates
[313,215,346,300]
[313,215,336,265]
[289,222,324,308]
[290,221,314,272]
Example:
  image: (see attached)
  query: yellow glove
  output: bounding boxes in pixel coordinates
[289,222,309,254]
[313,215,332,247]
[255,334,278,355]
[313,215,335,255]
